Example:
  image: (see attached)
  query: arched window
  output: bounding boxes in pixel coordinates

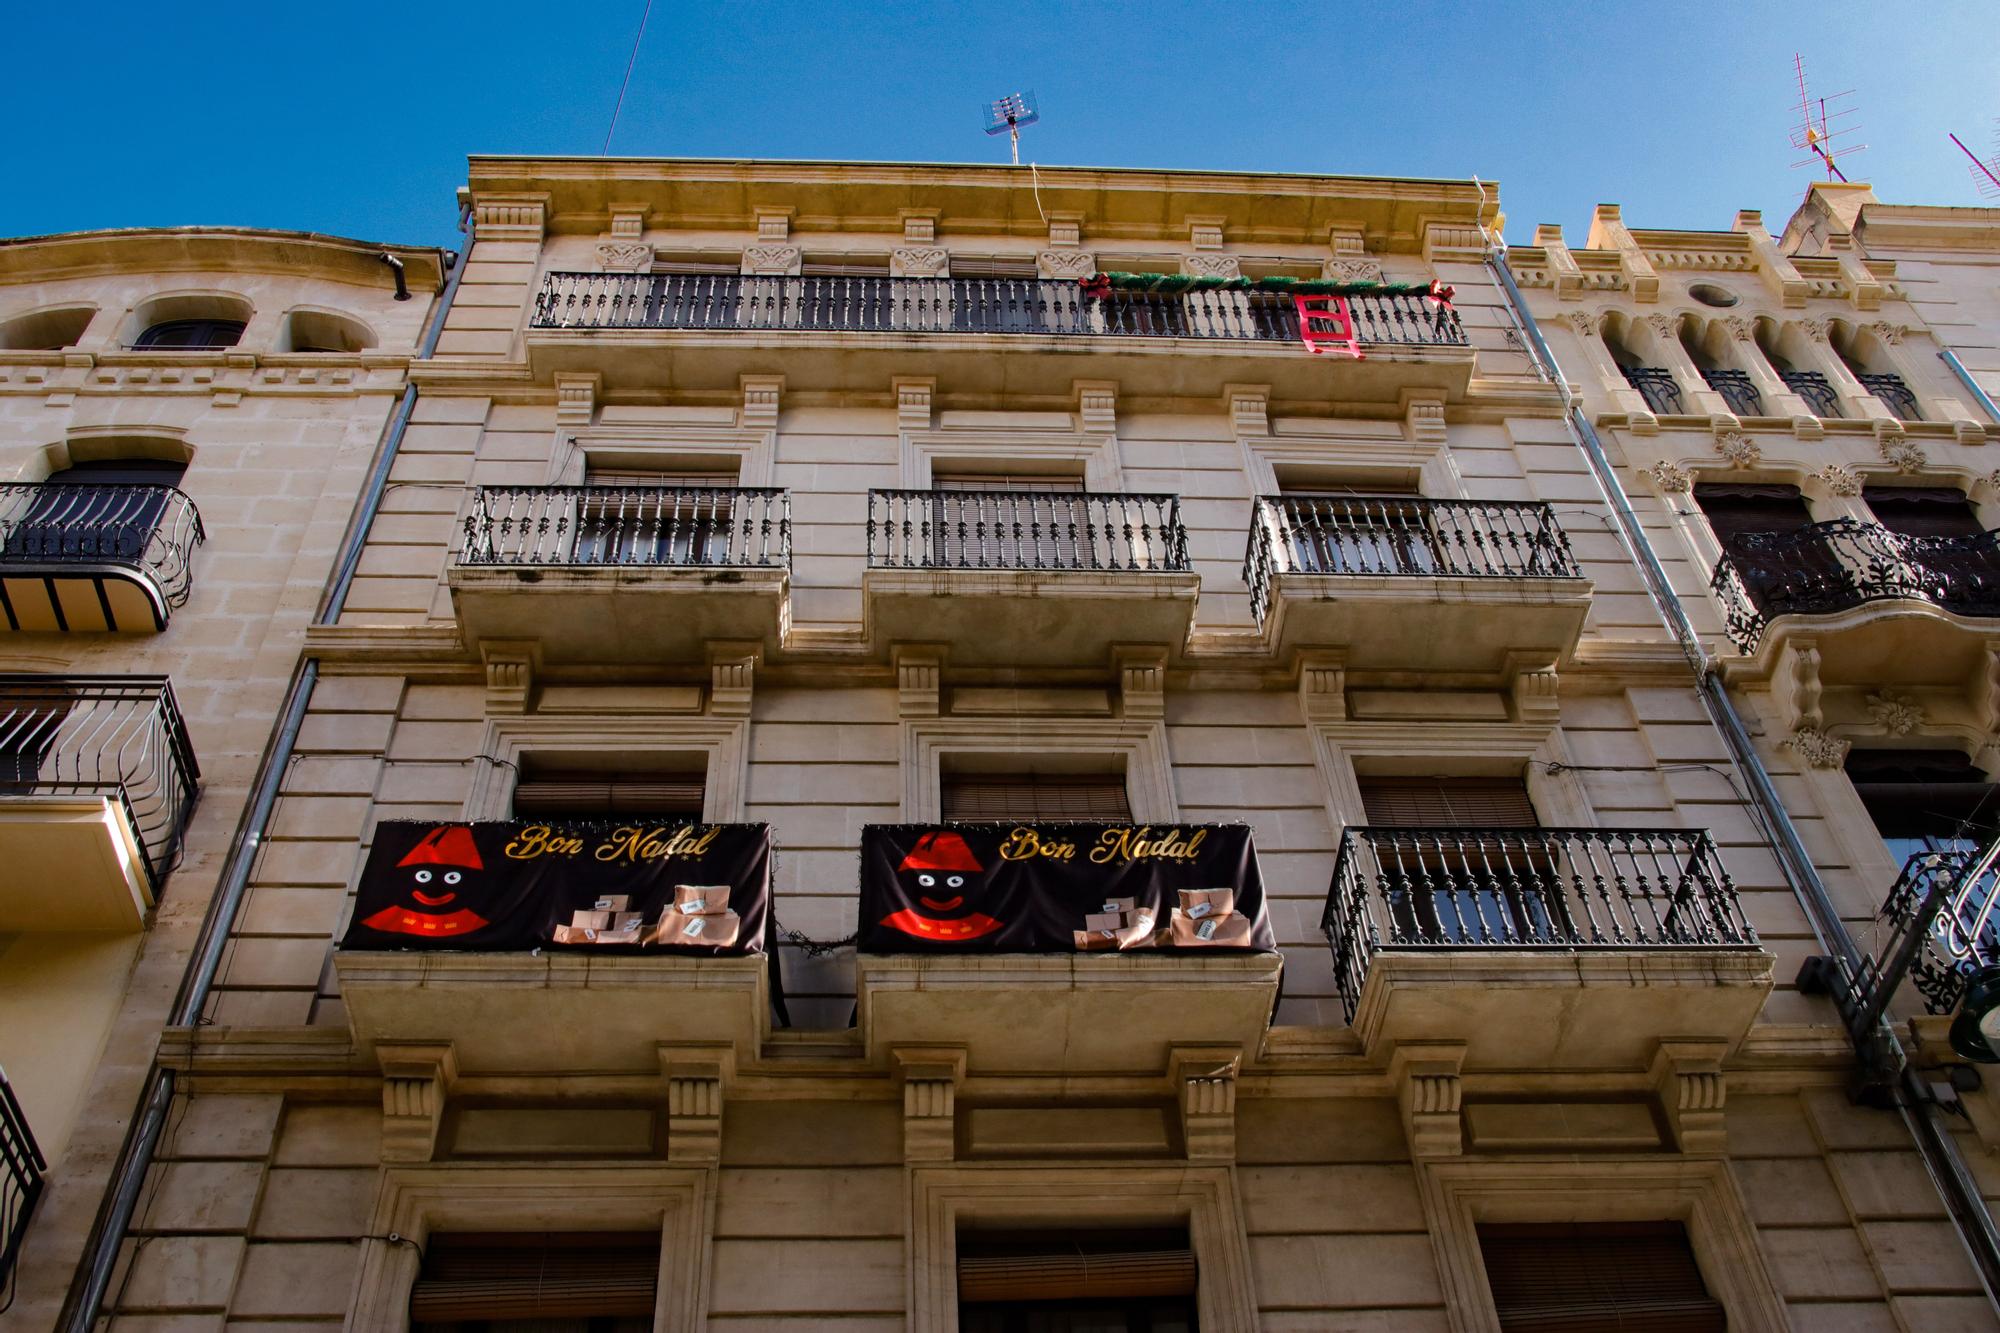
[0,306,94,351]
[1602,314,1683,414]
[1754,320,1842,417]
[1831,322,1922,420]
[1679,317,1762,416]
[277,308,375,354]
[124,292,254,351]
[133,318,245,350]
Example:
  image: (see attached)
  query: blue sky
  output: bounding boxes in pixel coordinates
[6,2,1994,250]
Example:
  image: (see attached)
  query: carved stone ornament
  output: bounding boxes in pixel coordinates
[1987,469,2000,496]
[1867,321,1907,346]
[1880,436,1929,474]
[1713,431,1761,469]
[891,247,949,278]
[1182,252,1241,279]
[1798,317,1833,343]
[1566,311,1604,337]
[1323,257,1386,284]
[1037,249,1095,280]
[1649,461,1695,494]
[1810,464,1863,497]
[1785,726,1850,769]
[596,241,654,273]
[1722,315,1756,342]
[742,244,802,276]
[1646,313,1679,340]
[1865,690,1924,737]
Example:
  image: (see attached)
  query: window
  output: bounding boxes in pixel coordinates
[1276,478,1433,575]
[942,771,1133,822]
[132,318,244,350]
[931,470,1091,569]
[1695,483,1842,615]
[1476,1221,1724,1333]
[958,1227,1197,1333]
[513,755,707,818]
[1863,486,1983,541]
[409,1231,657,1331]
[1357,774,1539,828]
[1845,748,2000,865]
[6,459,188,563]
[0,306,93,351]
[1355,773,1559,942]
[576,464,738,566]
[280,309,373,354]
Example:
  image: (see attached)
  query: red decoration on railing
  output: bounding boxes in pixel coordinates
[1295,295,1363,358]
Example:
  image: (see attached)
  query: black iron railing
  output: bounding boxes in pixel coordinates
[866,489,1189,572]
[0,1071,43,1292]
[0,483,205,608]
[1710,518,2000,652]
[457,486,791,569]
[531,272,1470,349]
[1858,372,1924,421]
[1702,368,1765,416]
[1322,826,1758,1021]
[1243,495,1580,628]
[1876,847,2000,1021]
[0,675,201,885]
[1620,366,1685,414]
[1780,369,1844,417]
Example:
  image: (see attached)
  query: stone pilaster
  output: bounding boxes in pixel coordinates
[379,1043,457,1163]
[896,1047,965,1162]
[661,1046,732,1164]
[1172,1046,1241,1161]
[1652,1040,1729,1155]
[1391,1043,1466,1158]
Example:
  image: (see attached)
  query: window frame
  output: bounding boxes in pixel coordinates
[903,717,1176,824]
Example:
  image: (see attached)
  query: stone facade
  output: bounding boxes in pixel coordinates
[12,167,2000,1329]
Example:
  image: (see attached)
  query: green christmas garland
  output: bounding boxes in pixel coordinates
[1081,271,1452,302]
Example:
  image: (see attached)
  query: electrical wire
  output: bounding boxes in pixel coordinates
[601,0,656,156]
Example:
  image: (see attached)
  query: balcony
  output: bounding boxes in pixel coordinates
[0,676,200,930]
[448,484,791,664]
[1712,519,2000,678]
[1619,365,1685,415]
[1243,495,1592,674]
[523,273,1476,401]
[1701,368,1764,417]
[863,489,1198,665]
[0,483,204,632]
[1323,826,1769,1071]
[0,1073,43,1290]
[1779,370,1843,418]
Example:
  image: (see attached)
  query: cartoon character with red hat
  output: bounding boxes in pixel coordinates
[358,825,493,938]
[879,830,1003,942]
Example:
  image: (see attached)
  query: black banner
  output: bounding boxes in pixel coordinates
[340,821,770,955]
[858,823,1274,953]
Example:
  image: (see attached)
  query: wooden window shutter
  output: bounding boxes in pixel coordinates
[932,472,1087,493]
[1358,775,1538,828]
[941,773,1134,822]
[957,1248,1197,1304]
[409,1232,659,1323]
[513,769,706,817]
[1476,1222,1725,1333]
[583,466,738,488]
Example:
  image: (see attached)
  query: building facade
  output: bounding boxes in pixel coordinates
[0,228,445,1325]
[15,164,2000,1330]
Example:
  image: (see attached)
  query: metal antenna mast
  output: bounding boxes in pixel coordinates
[1789,54,1865,182]
[1950,126,2000,199]
[983,92,1040,165]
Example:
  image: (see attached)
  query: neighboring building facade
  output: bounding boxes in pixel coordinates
[24,165,2000,1329]
[0,228,445,1325]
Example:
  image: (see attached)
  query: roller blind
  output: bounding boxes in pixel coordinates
[933,473,1087,492]
[1358,776,1538,828]
[942,773,1133,822]
[513,769,706,817]
[958,1249,1198,1303]
[1863,485,1985,540]
[1476,1222,1725,1333]
[1693,483,1813,548]
[409,1231,659,1324]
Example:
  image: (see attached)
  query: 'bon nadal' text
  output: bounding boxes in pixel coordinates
[502,825,722,864]
[997,825,1209,864]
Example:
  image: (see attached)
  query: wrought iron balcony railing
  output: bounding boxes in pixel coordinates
[1875,847,2000,1021]
[457,486,791,570]
[1710,518,2000,652]
[0,1070,43,1292]
[1620,366,1685,414]
[0,483,205,608]
[1243,495,1580,628]
[1701,368,1765,416]
[1779,369,1844,417]
[1857,372,1924,421]
[866,489,1189,573]
[531,272,1471,349]
[0,675,201,885]
[1322,826,1758,1022]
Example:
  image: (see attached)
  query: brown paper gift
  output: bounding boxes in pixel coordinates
[673,885,732,915]
[1073,928,1122,951]
[1176,888,1236,922]
[553,923,645,945]
[1170,909,1253,947]
[653,909,741,947]
[1096,897,1137,916]
[570,910,613,931]
[1114,911,1160,949]
[593,895,632,913]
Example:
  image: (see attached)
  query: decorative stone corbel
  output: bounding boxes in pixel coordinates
[1877,428,1927,474]
[482,640,540,715]
[1401,390,1448,445]
[1181,252,1240,279]
[379,1042,457,1163]
[1713,429,1760,470]
[895,1047,966,1162]
[1969,642,2000,738]
[554,372,600,431]
[1533,224,1585,300]
[1774,639,1824,734]
[660,1045,733,1164]
[901,211,939,244]
[708,643,759,719]
[1039,249,1095,281]
[1507,654,1562,726]
[891,248,949,279]
[1116,647,1168,720]
[739,375,783,431]
[1075,380,1117,435]
[741,244,801,276]
[755,208,792,242]
[1186,217,1226,251]
[1171,1046,1242,1162]
[1046,212,1083,248]
[1222,384,1269,437]
[1652,1040,1728,1155]
[894,644,944,718]
[471,195,548,244]
[1785,726,1850,770]
[1422,222,1487,265]
[1297,652,1347,722]
[596,241,654,274]
[1585,205,1658,303]
[1390,1043,1466,1158]
[893,377,935,432]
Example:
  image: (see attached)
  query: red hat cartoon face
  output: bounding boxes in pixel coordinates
[360,826,493,938]
[881,830,1003,942]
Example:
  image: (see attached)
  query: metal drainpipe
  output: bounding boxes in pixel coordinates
[1942,348,2000,423]
[1483,246,2000,1308]
[58,232,468,1331]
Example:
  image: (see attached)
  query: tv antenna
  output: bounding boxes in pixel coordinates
[1789,54,1865,182]
[1950,125,2000,200]
[983,91,1040,165]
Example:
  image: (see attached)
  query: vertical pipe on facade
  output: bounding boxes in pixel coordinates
[60,234,468,1332]
[1942,348,2000,422]
[1483,242,2000,1310]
